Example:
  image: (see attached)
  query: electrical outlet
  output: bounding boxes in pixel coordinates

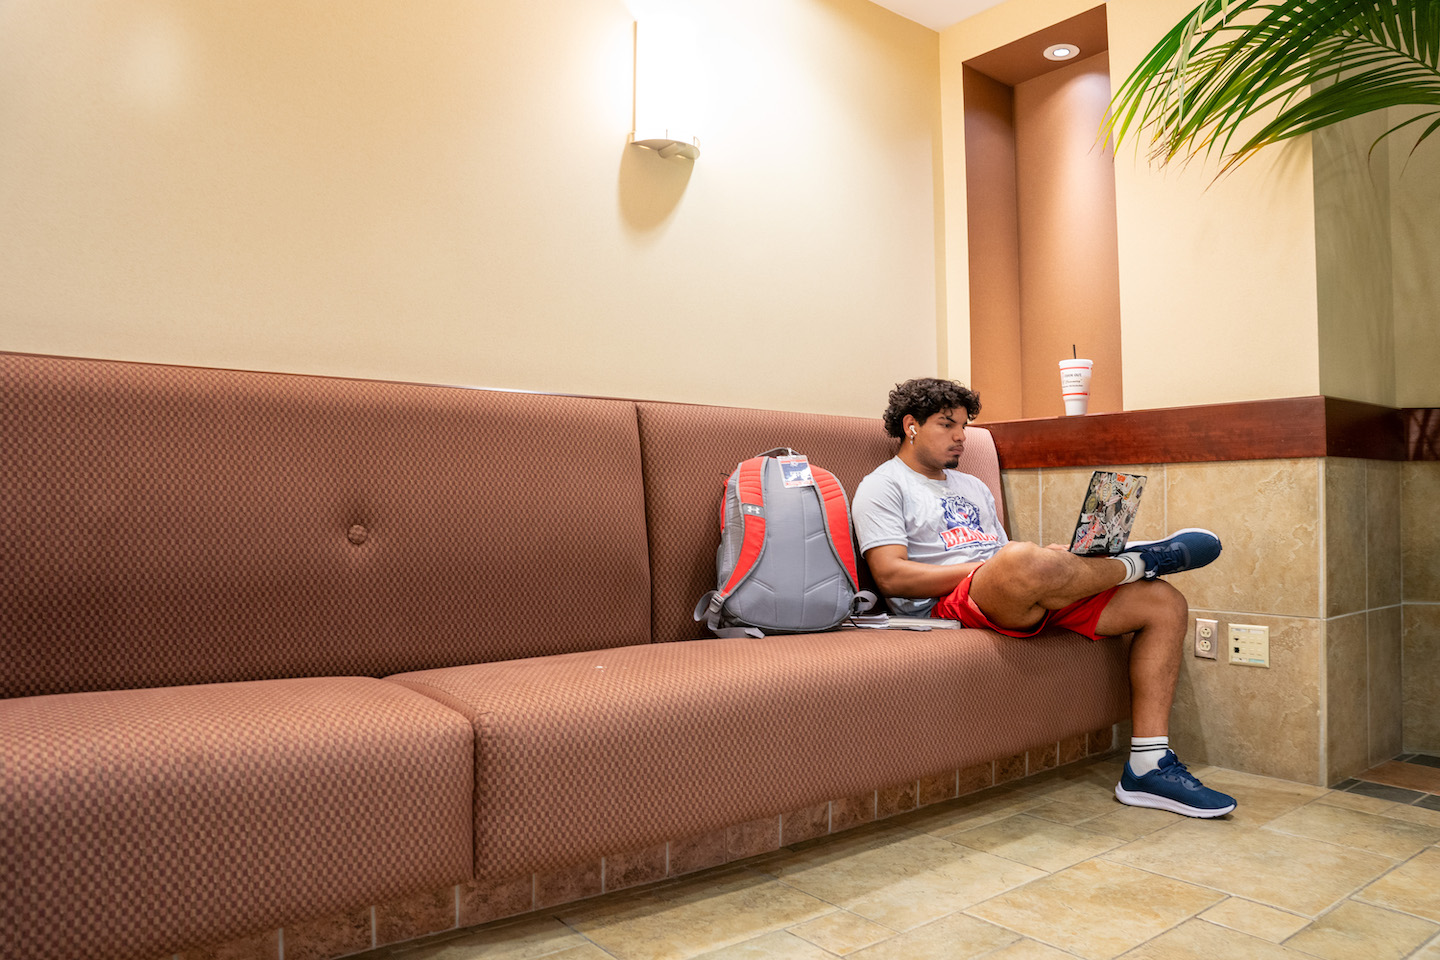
[1229,623,1270,667]
[1194,618,1218,659]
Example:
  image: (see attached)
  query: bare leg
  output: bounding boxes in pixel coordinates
[968,543,1188,738]
[1092,580,1188,737]
[967,541,1127,628]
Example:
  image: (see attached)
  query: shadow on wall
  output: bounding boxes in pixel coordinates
[618,140,693,234]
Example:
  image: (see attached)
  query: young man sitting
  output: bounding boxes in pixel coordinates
[851,377,1236,818]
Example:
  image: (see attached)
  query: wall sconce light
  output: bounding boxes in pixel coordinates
[630,18,701,161]
[1043,42,1081,61]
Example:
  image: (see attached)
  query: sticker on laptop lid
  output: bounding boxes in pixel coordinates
[1070,471,1147,556]
[778,456,815,488]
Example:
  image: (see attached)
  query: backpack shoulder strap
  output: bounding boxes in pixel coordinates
[809,467,876,616]
[809,467,858,590]
[693,456,769,633]
[718,456,769,597]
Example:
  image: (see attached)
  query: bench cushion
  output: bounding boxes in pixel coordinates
[0,353,652,697]
[0,676,473,960]
[391,626,1129,883]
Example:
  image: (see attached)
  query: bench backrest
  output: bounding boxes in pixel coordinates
[1,354,653,697]
[1,353,1011,697]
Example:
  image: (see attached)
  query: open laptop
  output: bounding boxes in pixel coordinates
[1069,470,1147,556]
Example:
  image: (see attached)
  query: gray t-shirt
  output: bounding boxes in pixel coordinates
[852,456,1008,616]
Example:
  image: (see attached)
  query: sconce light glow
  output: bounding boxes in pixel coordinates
[1043,43,1080,61]
[631,18,702,161]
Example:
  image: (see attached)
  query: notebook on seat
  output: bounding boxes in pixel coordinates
[1068,470,1147,556]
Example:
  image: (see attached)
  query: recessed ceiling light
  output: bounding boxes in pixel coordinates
[1043,43,1080,61]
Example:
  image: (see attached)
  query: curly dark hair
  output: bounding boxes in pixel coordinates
[881,378,981,439]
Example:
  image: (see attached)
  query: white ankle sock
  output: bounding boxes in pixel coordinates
[1116,552,1146,584]
[1129,736,1170,775]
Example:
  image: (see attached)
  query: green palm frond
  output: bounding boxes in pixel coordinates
[1104,0,1440,173]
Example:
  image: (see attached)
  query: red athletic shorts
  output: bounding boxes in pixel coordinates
[932,565,1120,641]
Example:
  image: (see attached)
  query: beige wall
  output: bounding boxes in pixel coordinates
[1107,0,1323,411]
[0,0,941,418]
[1388,111,1440,409]
[6,0,1433,417]
[943,0,1323,411]
[1314,111,1396,406]
[1314,104,1440,409]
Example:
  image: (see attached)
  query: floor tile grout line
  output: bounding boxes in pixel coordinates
[756,817,1097,957]
[1098,898,1229,960]
[1089,851,1244,909]
[1349,841,1440,917]
[555,912,624,960]
[1263,809,1440,877]
[1087,845,1401,944]
[944,816,1230,958]
[1349,896,1440,935]
[1283,901,1440,960]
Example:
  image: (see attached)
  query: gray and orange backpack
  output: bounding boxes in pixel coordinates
[694,449,876,638]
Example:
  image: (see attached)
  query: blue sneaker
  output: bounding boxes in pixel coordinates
[1115,751,1236,818]
[1126,528,1222,579]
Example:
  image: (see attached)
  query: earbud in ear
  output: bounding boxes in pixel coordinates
[909,426,917,437]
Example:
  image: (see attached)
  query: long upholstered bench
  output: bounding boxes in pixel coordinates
[0,353,1131,960]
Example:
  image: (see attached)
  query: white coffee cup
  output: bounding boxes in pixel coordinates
[1058,359,1093,416]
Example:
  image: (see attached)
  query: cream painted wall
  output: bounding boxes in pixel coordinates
[942,0,1323,411]
[0,0,940,418]
[1314,110,1396,407]
[1389,111,1440,409]
[1314,102,1440,409]
[5,0,1431,416]
[1108,0,1321,411]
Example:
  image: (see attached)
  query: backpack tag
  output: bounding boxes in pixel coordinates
[777,455,815,488]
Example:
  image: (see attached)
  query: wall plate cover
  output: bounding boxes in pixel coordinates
[1194,618,1218,659]
[1229,623,1270,667]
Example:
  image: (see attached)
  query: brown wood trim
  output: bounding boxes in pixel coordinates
[981,396,1432,468]
[1325,398,1408,461]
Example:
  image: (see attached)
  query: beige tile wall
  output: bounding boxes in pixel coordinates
[1002,457,1435,786]
[1328,612,1371,780]
[1405,605,1440,753]
[1403,461,1440,753]
[1325,459,1406,783]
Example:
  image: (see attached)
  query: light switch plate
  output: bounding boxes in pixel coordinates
[1229,623,1270,667]
[1194,618,1218,659]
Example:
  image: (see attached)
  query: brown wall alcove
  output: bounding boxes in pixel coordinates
[963,5,1122,422]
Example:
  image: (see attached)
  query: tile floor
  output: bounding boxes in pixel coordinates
[360,756,1440,960]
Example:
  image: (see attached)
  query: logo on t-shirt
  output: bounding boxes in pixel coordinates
[939,494,999,551]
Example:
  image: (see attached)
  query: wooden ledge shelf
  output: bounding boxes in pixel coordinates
[981,396,1432,469]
